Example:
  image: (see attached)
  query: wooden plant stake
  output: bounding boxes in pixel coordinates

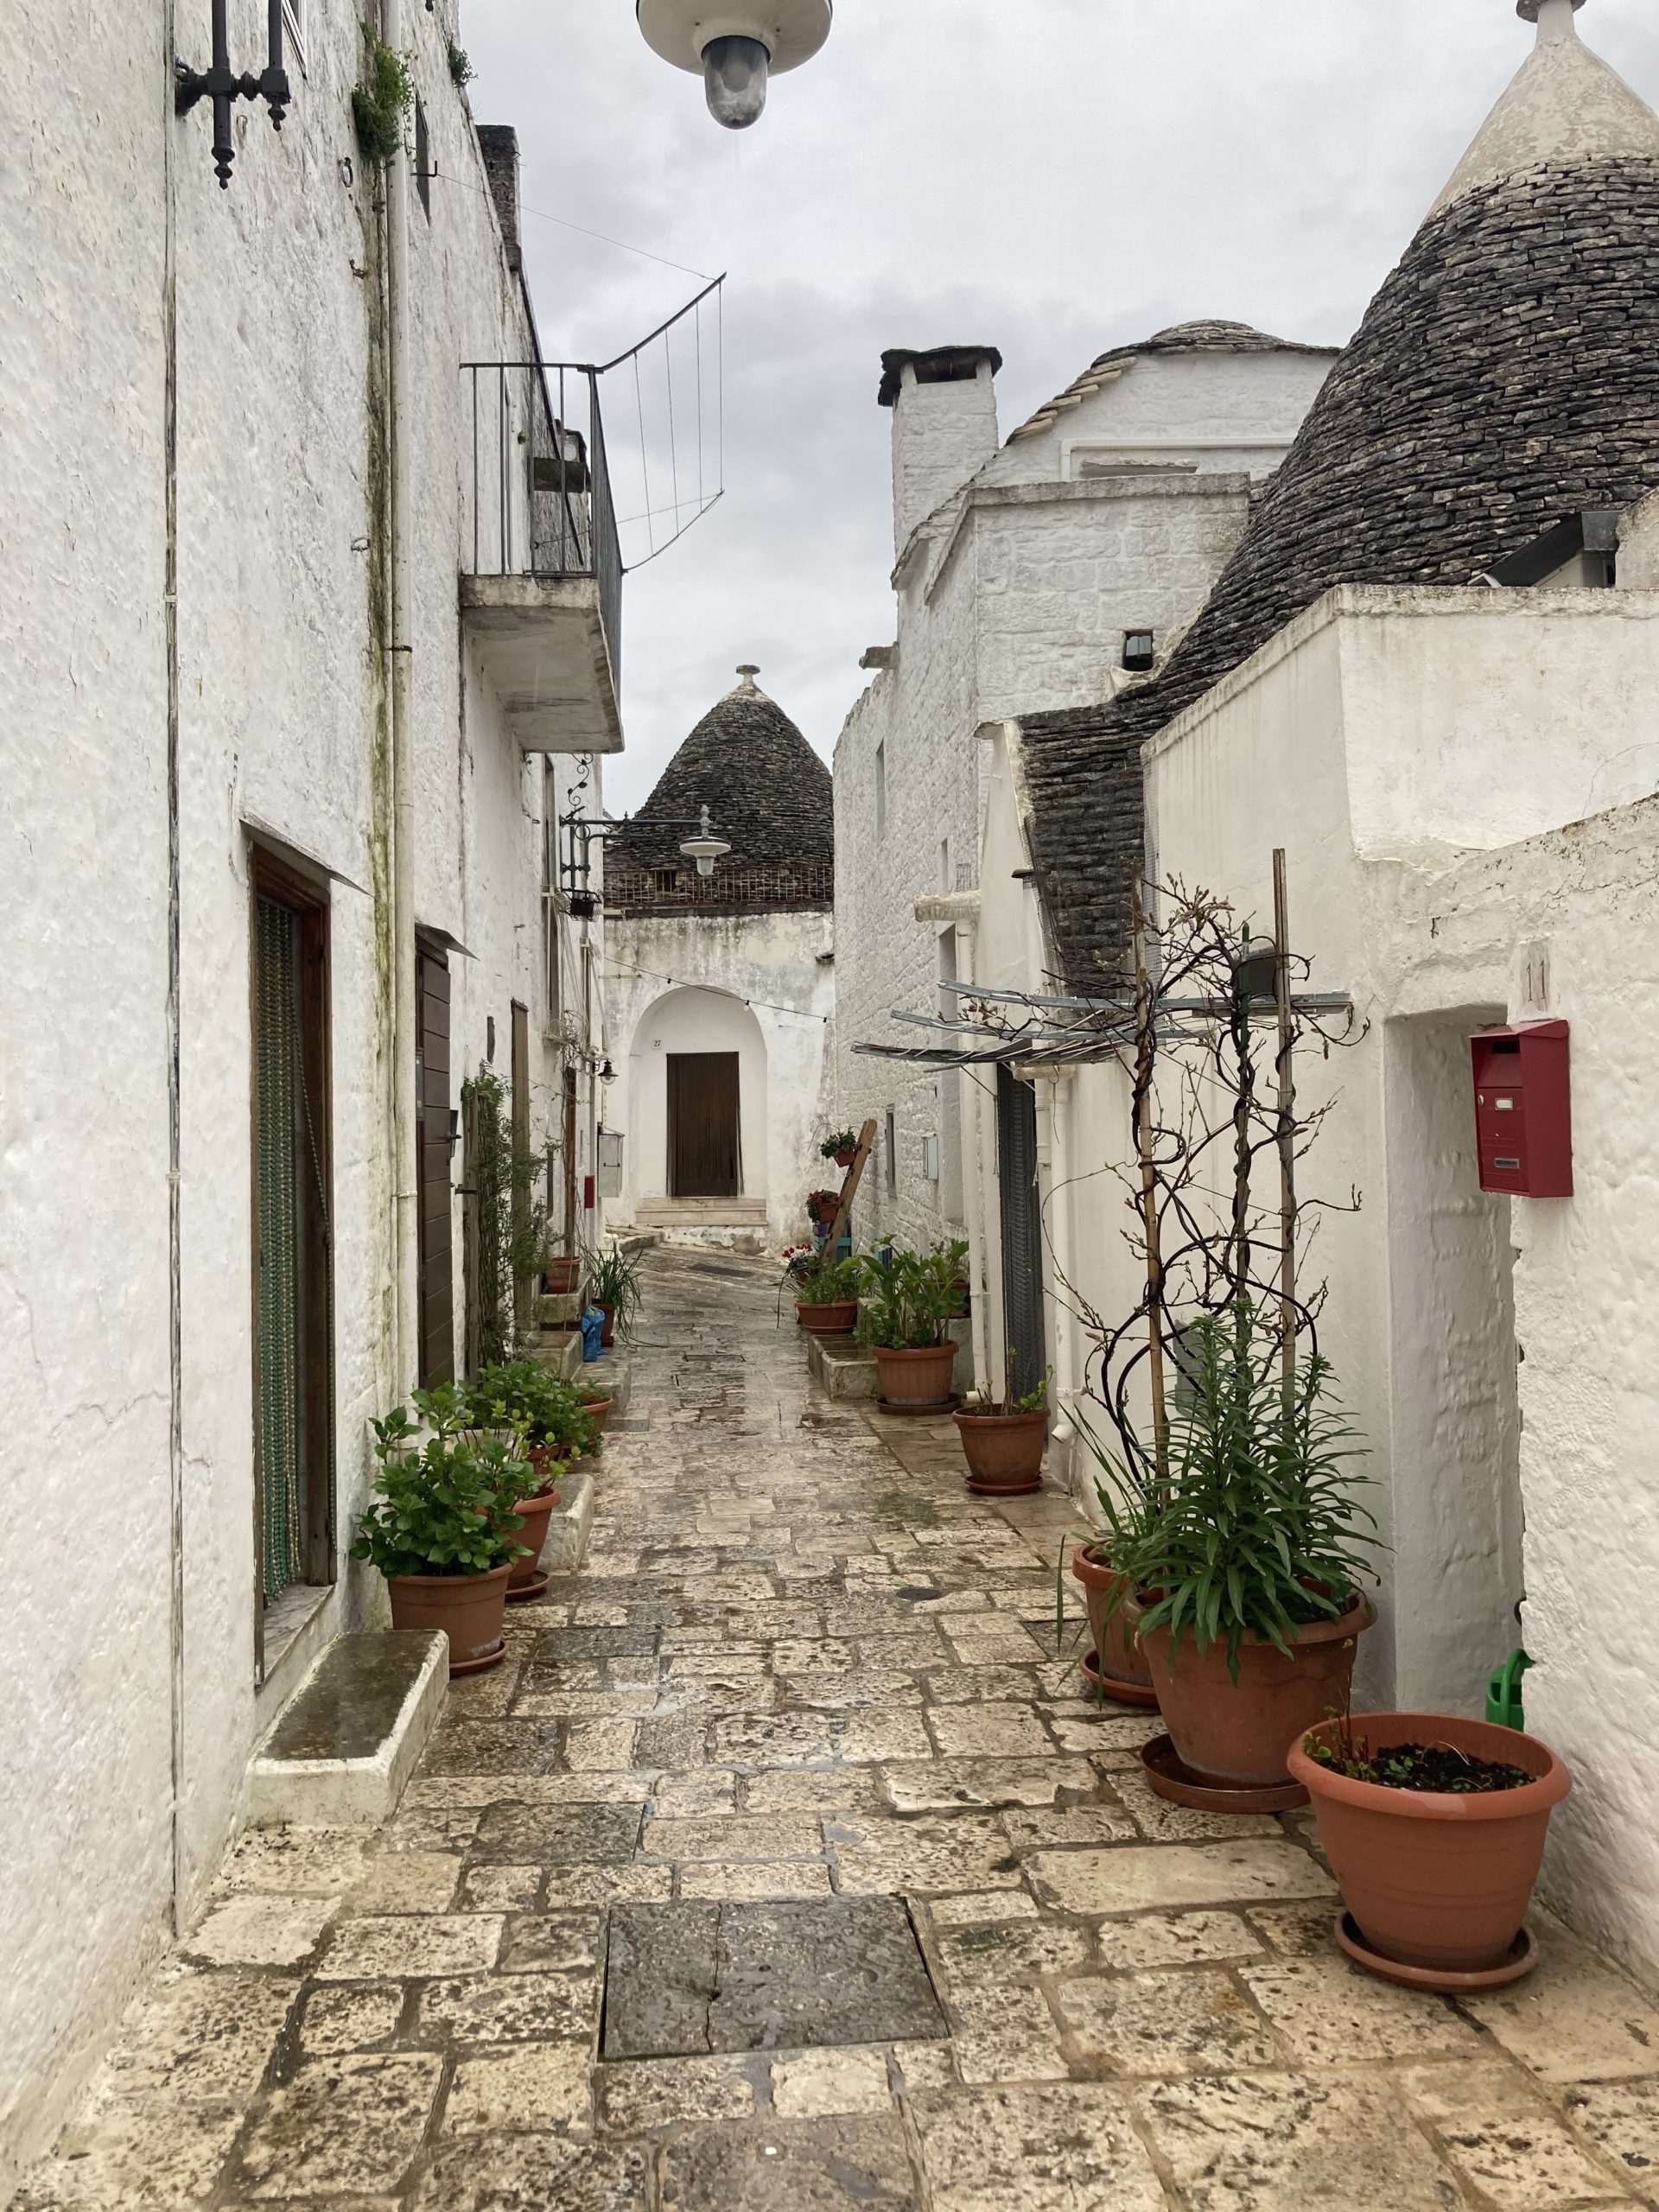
[1130,868,1170,1491]
[1272,848,1297,1426]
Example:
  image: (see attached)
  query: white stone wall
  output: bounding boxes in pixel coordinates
[1138,577,1659,1980]
[603,908,836,1251]
[834,340,1332,1281]
[0,2,604,2181]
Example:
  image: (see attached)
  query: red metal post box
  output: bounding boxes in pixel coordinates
[1471,1020,1572,1198]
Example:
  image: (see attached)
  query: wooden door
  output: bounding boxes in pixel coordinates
[416,950,454,1384]
[668,1052,741,1198]
[996,1064,1046,1400]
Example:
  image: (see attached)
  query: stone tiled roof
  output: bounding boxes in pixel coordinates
[1006,321,1338,445]
[1020,44,1659,995]
[606,670,833,910]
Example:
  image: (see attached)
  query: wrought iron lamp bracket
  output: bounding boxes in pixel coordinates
[175,0,291,188]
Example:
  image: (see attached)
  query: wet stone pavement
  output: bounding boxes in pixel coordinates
[22,1248,1659,2210]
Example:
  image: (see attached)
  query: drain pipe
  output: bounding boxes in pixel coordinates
[385,0,417,1395]
[955,920,991,1395]
[163,0,188,1934]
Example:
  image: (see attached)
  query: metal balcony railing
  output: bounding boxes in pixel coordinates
[462,360,622,691]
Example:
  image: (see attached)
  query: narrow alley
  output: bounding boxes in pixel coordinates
[16,1250,1659,2212]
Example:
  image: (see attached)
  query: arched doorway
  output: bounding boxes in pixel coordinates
[627,988,769,1211]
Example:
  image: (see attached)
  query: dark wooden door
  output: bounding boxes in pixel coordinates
[416,950,454,1384]
[997,1064,1046,1400]
[668,1052,741,1198]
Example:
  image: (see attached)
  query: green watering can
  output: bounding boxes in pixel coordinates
[1485,1649,1532,1732]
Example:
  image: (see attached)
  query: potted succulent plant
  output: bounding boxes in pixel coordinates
[856,1239,968,1409]
[1096,1303,1377,1795]
[458,1361,598,1596]
[790,1248,861,1337]
[820,1128,861,1170]
[1289,1711,1571,1989]
[352,1409,530,1675]
[588,1243,644,1348]
[954,1360,1051,1494]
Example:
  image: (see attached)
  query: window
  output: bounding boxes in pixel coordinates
[282,0,306,65]
[922,1135,940,1183]
[415,99,430,219]
[939,838,951,893]
[874,741,887,842]
[1122,630,1156,673]
[652,868,680,894]
[885,1108,898,1195]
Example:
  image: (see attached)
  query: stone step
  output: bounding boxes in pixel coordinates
[245,1630,447,1829]
[538,1290,585,1327]
[543,1470,595,1573]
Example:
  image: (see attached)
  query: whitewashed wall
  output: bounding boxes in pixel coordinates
[604,908,836,1251]
[0,0,593,2183]
[835,339,1332,1275]
[1141,577,1659,1979]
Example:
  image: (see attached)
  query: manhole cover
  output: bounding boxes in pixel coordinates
[601,1898,945,2060]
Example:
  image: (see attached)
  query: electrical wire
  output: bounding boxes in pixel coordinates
[602,954,830,1025]
[429,167,716,281]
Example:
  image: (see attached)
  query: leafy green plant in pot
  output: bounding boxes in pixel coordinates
[820,1128,861,1169]
[1103,1302,1378,1790]
[790,1247,861,1338]
[1062,1404,1161,1706]
[460,1361,598,1595]
[954,1357,1051,1496]
[855,1239,968,1408]
[352,1409,529,1674]
[588,1243,644,1347]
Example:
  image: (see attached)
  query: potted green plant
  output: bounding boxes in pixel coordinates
[820,1129,861,1170]
[588,1243,644,1347]
[351,1410,529,1675]
[459,1361,597,1595]
[791,1248,861,1337]
[575,1379,615,1434]
[1065,1408,1160,1707]
[856,1239,968,1409]
[954,1360,1051,1494]
[1288,1711,1571,1989]
[1098,1303,1378,1792]
[805,1187,842,1230]
[545,1251,583,1297]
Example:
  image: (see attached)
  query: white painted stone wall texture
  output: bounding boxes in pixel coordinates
[1,1,601,2181]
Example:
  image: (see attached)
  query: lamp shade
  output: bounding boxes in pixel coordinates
[637,0,832,77]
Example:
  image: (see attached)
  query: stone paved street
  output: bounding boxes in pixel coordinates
[21,1249,1659,2211]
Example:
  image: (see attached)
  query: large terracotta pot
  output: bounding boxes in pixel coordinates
[386,1564,512,1675]
[578,1394,614,1433]
[797,1299,858,1338]
[545,1257,582,1295]
[508,1471,563,1592]
[1139,1592,1376,1789]
[1071,1548,1153,1694]
[1290,1712,1572,1972]
[954,1408,1047,1495]
[873,1343,957,1408]
[598,1304,616,1348]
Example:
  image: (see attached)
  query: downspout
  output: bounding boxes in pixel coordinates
[163,0,187,1933]
[956,919,990,1394]
[385,0,418,1394]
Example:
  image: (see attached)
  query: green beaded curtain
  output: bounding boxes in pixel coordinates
[254,896,304,1602]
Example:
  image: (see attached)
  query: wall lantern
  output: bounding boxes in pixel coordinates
[175,0,291,188]
[679,805,733,879]
[637,0,832,129]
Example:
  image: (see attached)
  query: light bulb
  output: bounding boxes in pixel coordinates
[702,35,769,128]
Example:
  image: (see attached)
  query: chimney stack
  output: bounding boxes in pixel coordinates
[878,346,1002,563]
[475,124,522,273]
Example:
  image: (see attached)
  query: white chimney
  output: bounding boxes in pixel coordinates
[878,346,1001,564]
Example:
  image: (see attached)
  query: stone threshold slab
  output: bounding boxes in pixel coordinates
[245,1630,447,1829]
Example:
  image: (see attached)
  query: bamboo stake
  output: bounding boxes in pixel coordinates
[1131,867,1169,1491]
[1272,849,1297,1426]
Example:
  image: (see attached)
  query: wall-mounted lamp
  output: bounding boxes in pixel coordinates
[637,0,832,129]
[600,1059,616,1083]
[560,804,734,893]
[175,0,291,188]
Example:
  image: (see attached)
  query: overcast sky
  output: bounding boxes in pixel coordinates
[461,0,1659,813]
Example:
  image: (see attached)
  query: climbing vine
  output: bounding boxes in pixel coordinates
[462,1065,546,1370]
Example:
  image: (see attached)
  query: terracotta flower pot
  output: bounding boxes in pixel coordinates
[386,1564,512,1675]
[797,1299,859,1337]
[954,1408,1047,1494]
[1289,1712,1572,1972]
[578,1394,613,1433]
[599,1303,616,1348]
[834,1147,857,1168]
[873,1343,956,1408]
[545,1258,582,1295]
[508,1485,562,1591]
[1071,1548,1153,1694]
[1138,1592,1376,1789]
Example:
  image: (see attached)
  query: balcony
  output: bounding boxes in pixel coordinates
[460,362,623,754]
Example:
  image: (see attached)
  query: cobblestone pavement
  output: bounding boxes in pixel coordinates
[22,1249,1659,2209]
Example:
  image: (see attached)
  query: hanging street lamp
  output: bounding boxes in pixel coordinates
[560,804,734,902]
[637,1,833,129]
[678,805,734,879]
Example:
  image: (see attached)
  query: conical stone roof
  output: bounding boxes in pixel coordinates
[1020,3,1659,994]
[606,669,833,913]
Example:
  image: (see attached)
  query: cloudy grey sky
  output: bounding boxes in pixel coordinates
[461,0,1659,812]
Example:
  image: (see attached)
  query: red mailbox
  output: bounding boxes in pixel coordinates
[1471,1020,1572,1198]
